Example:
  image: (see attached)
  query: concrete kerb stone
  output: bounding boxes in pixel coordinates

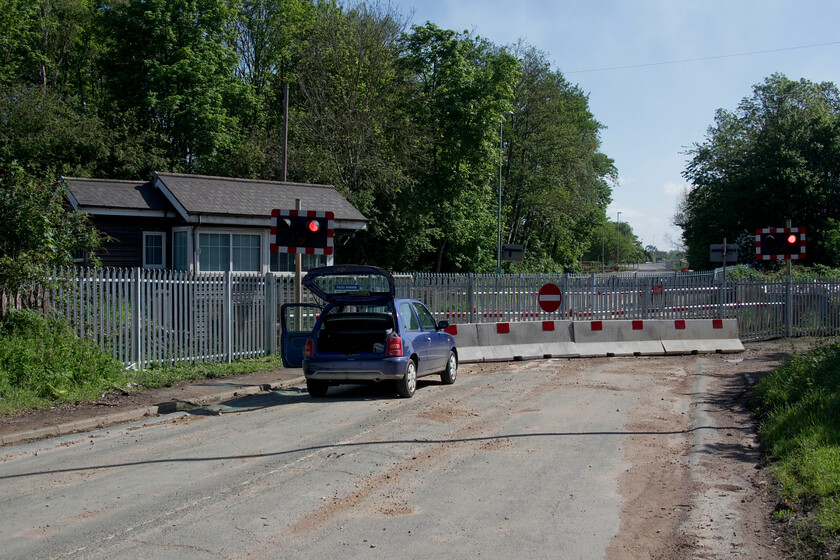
[660,318,744,354]
[572,319,666,357]
[1,377,306,447]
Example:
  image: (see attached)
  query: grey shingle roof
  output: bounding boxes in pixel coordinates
[62,177,170,213]
[154,172,367,222]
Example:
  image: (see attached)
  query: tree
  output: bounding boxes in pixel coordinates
[0,163,102,295]
[399,23,519,272]
[583,220,644,266]
[681,74,840,268]
[100,0,249,173]
[504,45,615,272]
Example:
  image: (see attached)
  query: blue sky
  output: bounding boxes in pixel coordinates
[387,0,840,251]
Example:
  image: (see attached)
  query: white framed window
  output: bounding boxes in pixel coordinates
[232,234,261,271]
[143,232,166,269]
[172,228,190,271]
[198,231,263,272]
[269,252,327,273]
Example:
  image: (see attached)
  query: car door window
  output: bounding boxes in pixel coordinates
[400,302,420,331]
[412,302,437,331]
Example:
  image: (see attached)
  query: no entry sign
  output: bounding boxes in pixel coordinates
[538,283,562,313]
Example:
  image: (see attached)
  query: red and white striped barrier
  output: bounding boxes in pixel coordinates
[572,319,665,357]
[659,319,743,354]
[448,319,743,363]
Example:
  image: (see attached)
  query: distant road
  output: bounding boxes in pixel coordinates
[634,261,670,273]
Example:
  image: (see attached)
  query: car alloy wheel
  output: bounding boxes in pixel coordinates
[397,359,417,398]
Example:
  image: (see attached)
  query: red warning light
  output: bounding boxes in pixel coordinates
[307,220,320,233]
[786,233,797,244]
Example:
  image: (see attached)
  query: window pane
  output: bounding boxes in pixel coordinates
[399,302,419,331]
[270,252,326,272]
[199,233,229,271]
[270,252,293,272]
[413,302,437,330]
[173,231,188,271]
[144,233,163,267]
[232,234,260,271]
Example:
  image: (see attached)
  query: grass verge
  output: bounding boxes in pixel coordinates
[753,340,840,558]
[0,309,284,416]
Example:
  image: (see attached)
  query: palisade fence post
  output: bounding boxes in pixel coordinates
[265,273,277,356]
[131,267,141,368]
[561,273,569,319]
[467,274,474,324]
[785,275,793,337]
[225,270,232,363]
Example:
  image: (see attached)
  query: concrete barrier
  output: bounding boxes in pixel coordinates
[659,319,744,354]
[484,320,579,360]
[446,318,743,364]
[444,323,483,363]
[572,320,665,357]
[475,322,517,361]
[538,321,579,359]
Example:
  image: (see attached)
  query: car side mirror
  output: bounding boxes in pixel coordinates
[437,320,449,330]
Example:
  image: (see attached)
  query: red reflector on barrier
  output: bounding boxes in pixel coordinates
[675,320,686,330]
[444,325,458,335]
[591,321,603,331]
[632,320,643,330]
[542,321,555,331]
[713,319,723,329]
[496,323,510,334]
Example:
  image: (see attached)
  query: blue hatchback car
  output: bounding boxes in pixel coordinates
[282,265,457,398]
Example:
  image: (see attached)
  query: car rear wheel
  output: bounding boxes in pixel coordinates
[441,351,457,384]
[397,359,417,398]
[306,379,329,398]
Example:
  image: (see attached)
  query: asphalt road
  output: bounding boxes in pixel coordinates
[0,352,783,559]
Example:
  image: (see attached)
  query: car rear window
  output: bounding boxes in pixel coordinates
[309,272,391,297]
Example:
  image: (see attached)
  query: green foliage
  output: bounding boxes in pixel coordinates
[0,309,126,412]
[682,74,840,270]
[723,263,840,280]
[0,0,617,273]
[0,163,103,293]
[0,308,286,415]
[582,219,645,267]
[398,23,520,272]
[753,342,840,545]
[506,45,616,271]
[128,354,284,390]
[100,0,250,173]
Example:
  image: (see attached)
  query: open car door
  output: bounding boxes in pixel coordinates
[279,303,322,367]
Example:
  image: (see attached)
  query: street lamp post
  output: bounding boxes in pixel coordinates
[498,111,513,272]
[616,211,622,267]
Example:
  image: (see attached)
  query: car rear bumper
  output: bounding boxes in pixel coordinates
[303,356,409,381]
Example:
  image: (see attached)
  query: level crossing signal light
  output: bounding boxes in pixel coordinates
[755,227,806,261]
[270,209,334,255]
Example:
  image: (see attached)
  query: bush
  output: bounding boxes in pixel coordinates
[0,309,126,412]
[753,342,840,550]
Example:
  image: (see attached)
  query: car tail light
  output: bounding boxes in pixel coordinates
[303,338,314,358]
[386,336,403,357]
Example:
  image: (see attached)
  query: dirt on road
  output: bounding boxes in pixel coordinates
[0,338,822,559]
